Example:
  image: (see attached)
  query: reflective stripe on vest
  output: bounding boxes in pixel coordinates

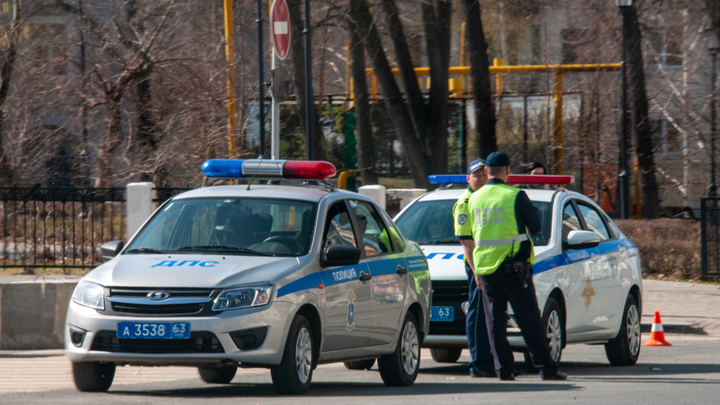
[475,233,529,247]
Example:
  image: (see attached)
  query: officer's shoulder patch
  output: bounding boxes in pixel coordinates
[458,214,467,225]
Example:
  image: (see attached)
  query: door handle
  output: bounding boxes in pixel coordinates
[359,272,372,281]
[396,265,408,275]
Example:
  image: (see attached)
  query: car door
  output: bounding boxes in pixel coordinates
[561,200,604,336]
[575,201,620,331]
[349,199,408,346]
[320,200,372,351]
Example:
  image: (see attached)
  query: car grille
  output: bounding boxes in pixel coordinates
[91,331,225,354]
[106,287,216,317]
[430,280,469,336]
[431,280,469,301]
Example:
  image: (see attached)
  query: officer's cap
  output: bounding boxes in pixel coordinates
[467,159,487,174]
[486,152,510,167]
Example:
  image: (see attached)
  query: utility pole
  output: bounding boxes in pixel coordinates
[223,0,238,158]
[303,0,313,160]
[257,0,265,156]
[617,0,632,219]
[79,0,90,185]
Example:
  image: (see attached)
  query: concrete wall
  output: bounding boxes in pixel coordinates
[0,277,79,350]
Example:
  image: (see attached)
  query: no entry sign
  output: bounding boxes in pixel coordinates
[271,0,290,60]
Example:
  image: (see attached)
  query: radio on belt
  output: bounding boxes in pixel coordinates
[428,174,575,185]
[201,159,337,180]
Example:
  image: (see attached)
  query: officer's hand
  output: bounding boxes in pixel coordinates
[475,274,483,290]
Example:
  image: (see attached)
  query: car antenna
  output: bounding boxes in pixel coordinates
[246,150,269,191]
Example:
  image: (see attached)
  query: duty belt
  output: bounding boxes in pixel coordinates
[474,233,529,247]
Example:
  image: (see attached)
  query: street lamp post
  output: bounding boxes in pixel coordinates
[304,0,314,160]
[710,41,718,197]
[617,0,632,219]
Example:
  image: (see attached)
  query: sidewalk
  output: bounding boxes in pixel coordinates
[641,279,720,336]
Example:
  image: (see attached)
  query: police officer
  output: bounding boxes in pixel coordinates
[453,159,494,377]
[468,152,567,381]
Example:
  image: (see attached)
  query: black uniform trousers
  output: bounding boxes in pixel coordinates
[481,265,558,379]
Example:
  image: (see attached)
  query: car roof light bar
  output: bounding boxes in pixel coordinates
[201,159,337,180]
[428,174,575,185]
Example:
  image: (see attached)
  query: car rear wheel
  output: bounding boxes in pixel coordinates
[605,294,641,366]
[542,297,564,365]
[198,365,237,384]
[343,359,376,370]
[430,348,462,363]
[378,312,420,387]
[72,361,116,392]
[271,315,314,394]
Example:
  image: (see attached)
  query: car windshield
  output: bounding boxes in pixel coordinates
[126,197,317,257]
[394,197,552,247]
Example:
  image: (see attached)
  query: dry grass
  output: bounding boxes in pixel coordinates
[615,219,706,281]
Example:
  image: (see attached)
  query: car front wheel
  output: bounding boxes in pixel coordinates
[72,362,116,392]
[344,359,376,370]
[605,294,641,366]
[198,365,237,384]
[378,312,420,386]
[543,297,564,364]
[271,315,314,394]
[430,348,462,363]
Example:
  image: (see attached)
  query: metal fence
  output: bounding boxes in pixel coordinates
[0,187,125,272]
[701,197,720,278]
[153,187,193,204]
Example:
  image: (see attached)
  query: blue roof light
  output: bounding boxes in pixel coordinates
[428,175,468,185]
[201,159,245,178]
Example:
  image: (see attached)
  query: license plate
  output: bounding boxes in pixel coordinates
[116,322,191,339]
[430,306,454,322]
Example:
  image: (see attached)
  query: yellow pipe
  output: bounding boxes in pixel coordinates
[371,73,377,101]
[460,23,467,95]
[223,0,238,158]
[338,170,357,190]
[345,39,350,111]
[365,63,622,77]
[554,72,564,175]
[493,58,504,94]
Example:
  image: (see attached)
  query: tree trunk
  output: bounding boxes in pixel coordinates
[422,0,451,174]
[347,1,377,185]
[99,99,124,188]
[0,0,19,186]
[625,6,660,218]
[352,0,429,188]
[463,0,496,158]
[136,78,158,181]
[286,0,324,160]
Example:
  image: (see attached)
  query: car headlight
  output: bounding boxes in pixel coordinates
[72,281,105,310]
[213,286,273,311]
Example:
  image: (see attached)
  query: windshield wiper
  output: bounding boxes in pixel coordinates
[126,247,165,254]
[176,245,272,256]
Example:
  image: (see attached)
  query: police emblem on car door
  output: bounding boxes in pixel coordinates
[347,291,356,329]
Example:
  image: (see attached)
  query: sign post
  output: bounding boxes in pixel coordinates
[270,0,290,159]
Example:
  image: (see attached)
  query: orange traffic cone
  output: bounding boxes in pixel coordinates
[643,311,672,346]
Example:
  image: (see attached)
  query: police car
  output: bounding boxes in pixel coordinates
[65,159,431,394]
[394,174,642,368]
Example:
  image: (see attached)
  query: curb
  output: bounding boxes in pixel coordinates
[640,323,707,335]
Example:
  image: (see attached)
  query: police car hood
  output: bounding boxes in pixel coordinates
[84,254,300,288]
[420,244,553,281]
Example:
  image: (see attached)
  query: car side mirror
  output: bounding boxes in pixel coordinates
[322,245,361,267]
[563,230,600,250]
[100,240,124,261]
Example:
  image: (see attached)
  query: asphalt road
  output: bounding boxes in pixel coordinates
[2,335,719,405]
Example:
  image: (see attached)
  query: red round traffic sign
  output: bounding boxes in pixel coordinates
[271,0,291,60]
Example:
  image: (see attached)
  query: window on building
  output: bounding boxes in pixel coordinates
[646,29,682,68]
[561,29,593,64]
[650,119,681,158]
[31,23,69,76]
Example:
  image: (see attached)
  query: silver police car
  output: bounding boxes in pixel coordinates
[65,159,431,394]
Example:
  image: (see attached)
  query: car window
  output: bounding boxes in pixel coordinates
[321,202,358,261]
[577,203,610,240]
[126,197,316,256]
[562,203,582,241]
[531,201,552,247]
[394,199,456,244]
[379,209,406,253]
[349,200,392,256]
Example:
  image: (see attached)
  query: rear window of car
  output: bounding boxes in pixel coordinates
[395,198,553,247]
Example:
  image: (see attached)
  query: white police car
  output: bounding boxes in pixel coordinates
[65,160,431,394]
[394,174,642,368]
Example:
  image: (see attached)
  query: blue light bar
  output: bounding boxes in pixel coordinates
[428,175,468,185]
[201,159,246,178]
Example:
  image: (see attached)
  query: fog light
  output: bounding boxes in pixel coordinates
[461,301,469,315]
[69,326,87,347]
[229,327,268,350]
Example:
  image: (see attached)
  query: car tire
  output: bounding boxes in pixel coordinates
[429,348,462,363]
[72,361,116,392]
[198,365,238,384]
[605,294,641,366]
[271,315,314,395]
[542,297,564,365]
[378,312,420,387]
[343,359,376,370]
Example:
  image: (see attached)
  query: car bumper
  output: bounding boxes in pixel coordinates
[423,328,528,350]
[65,300,294,367]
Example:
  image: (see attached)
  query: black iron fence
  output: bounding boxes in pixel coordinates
[701,197,720,278]
[153,187,193,204]
[0,187,125,272]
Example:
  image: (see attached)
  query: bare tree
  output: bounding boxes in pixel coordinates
[0,0,20,186]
